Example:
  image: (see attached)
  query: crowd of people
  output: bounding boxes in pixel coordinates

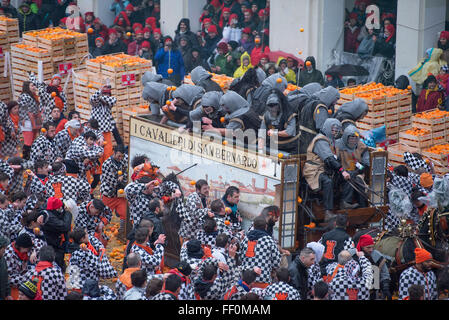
[1,0,449,302]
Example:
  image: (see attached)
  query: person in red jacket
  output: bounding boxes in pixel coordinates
[114,11,131,30]
[417,75,445,112]
[344,12,360,53]
[250,34,270,66]
[128,29,145,56]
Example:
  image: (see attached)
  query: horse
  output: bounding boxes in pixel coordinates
[353,208,449,292]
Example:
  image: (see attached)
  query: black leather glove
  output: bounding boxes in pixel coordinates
[324,156,342,172]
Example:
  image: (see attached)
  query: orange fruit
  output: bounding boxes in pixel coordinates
[87,84,93,89]
[80,243,87,249]
[328,109,332,115]
[306,61,312,67]
[276,78,282,83]
[220,117,226,123]
[222,140,228,146]
[118,189,124,194]
[225,207,232,214]
[166,100,171,105]
[278,153,284,159]
[33,227,40,235]
[126,32,132,37]
[297,197,302,204]
[51,92,56,97]
[224,220,231,226]
[255,38,260,44]
[190,180,196,185]
[117,170,123,175]
[300,28,304,32]
[41,128,47,133]
[87,28,94,34]
[298,50,303,54]
[167,68,173,74]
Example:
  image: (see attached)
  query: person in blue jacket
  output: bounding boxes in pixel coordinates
[154,36,185,86]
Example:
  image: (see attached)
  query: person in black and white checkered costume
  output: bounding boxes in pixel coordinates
[239,215,281,285]
[399,247,438,300]
[67,229,117,291]
[125,177,159,226]
[179,180,210,242]
[18,207,48,263]
[130,227,165,277]
[90,86,123,146]
[65,132,104,180]
[31,121,63,164]
[0,193,21,242]
[82,279,117,300]
[193,248,238,300]
[4,233,34,289]
[29,73,67,123]
[0,101,21,157]
[100,149,128,199]
[263,267,301,300]
[54,119,82,158]
[29,245,67,300]
[151,274,183,300]
[327,249,373,300]
[403,152,432,174]
[74,199,112,243]
[44,162,90,204]
[306,242,325,299]
[26,160,50,197]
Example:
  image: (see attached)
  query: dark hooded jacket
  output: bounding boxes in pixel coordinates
[297,56,325,87]
[298,86,340,154]
[168,84,205,123]
[18,4,39,35]
[288,255,309,300]
[190,66,223,93]
[229,67,260,100]
[187,91,225,131]
[174,18,199,49]
[287,82,322,114]
[250,73,288,116]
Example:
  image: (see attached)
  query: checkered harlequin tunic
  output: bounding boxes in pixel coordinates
[30,263,67,300]
[4,206,23,242]
[0,207,22,242]
[31,134,62,164]
[194,257,237,300]
[90,89,117,133]
[0,159,13,179]
[307,262,323,299]
[327,256,373,300]
[18,93,41,124]
[399,266,437,300]
[4,243,33,287]
[18,228,47,261]
[29,73,67,122]
[151,291,177,300]
[130,242,164,276]
[28,174,48,197]
[124,182,155,226]
[54,129,77,158]
[263,281,301,300]
[65,136,103,179]
[74,201,112,241]
[0,103,21,157]
[83,285,117,300]
[101,154,129,198]
[239,234,281,284]
[197,230,218,249]
[179,192,209,240]
[45,174,91,204]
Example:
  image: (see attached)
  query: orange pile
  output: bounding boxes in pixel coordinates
[340,82,410,99]
[414,109,449,119]
[25,27,85,40]
[404,128,430,136]
[184,73,234,90]
[424,144,449,155]
[14,43,48,53]
[109,245,127,261]
[0,16,16,22]
[89,53,149,68]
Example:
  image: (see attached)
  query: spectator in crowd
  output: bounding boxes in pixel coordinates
[185,47,210,74]
[17,3,39,36]
[277,57,296,84]
[84,12,95,31]
[139,41,153,60]
[178,35,192,67]
[91,37,105,58]
[222,13,242,43]
[438,31,449,64]
[201,25,221,62]
[212,42,237,77]
[240,27,255,55]
[218,7,231,30]
[0,0,17,18]
[103,28,127,55]
[110,0,130,18]
[174,18,199,49]
[233,52,253,78]
[256,9,269,34]
[240,9,257,31]
[154,36,185,85]
[113,10,131,31]
[128,29,145,56]
[344,12,360,53]
[265,62,278,77]
[374,24,395,58]
[416,75,444,112]
[357,27,377,59]
[325,72,345,89]
[251,34,270,66]
[297,56,324,87]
